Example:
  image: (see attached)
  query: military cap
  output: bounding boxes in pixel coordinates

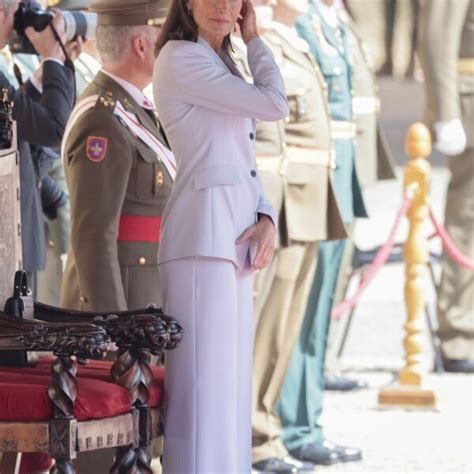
[88,0,169,26]
[48,0,92,10]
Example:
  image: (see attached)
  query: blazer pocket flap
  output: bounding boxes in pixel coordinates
[320,60,343,77]
[194,165,241,190]
[137,141,159,163]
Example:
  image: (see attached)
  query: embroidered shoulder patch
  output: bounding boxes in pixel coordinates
[86,136,108,162]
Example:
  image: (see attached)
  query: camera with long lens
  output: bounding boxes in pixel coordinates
[8,1,97,55]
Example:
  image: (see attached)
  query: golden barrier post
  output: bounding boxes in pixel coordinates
[379,123,436,409]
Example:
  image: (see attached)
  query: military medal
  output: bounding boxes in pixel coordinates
[156,171,164,187]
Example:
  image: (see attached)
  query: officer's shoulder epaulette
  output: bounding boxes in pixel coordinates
[94,90,117,113]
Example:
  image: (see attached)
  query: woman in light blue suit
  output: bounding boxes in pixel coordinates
[153,0,288,471]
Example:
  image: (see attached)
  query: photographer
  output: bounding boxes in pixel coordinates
[0,0,76,291]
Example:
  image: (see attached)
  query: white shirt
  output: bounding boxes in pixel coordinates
[315,0,339,28]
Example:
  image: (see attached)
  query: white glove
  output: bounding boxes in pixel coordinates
[434,119,467,156]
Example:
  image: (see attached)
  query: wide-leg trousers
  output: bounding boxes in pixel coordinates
[161,256,254,474]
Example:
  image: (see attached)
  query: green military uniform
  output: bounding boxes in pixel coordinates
[418,0,474,363]
[60,0,172,312]
[278,1,367,452]
[325,5,397,370]
[339,6,396,187]
[247,24,346,464]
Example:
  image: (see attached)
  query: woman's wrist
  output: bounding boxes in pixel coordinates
[257,213,273,226]
[243,34,259,45]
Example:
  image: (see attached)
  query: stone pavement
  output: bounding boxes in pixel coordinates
[314,77,473,473]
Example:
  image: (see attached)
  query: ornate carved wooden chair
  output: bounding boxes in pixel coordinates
[0,273,183,473]
[0,311,110,473]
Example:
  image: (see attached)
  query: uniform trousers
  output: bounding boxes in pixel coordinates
[278,240,346,450]
[161,256,254,474]
[325,225,356,372]
[252,242,318,462]
[437,148,474,360]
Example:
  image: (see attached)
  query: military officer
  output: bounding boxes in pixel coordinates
[235,0,347,471]
[418,0,474,373]
[277,0,367,466]
[324,2,397,390]
[60,0,174,313]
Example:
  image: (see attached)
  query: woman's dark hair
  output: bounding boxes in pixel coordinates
[155,0,233,56]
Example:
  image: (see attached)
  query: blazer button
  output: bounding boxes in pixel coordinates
[138,257,147,266]
[79,296,88,303]
[249,132,255,140]
[250,170,257,177]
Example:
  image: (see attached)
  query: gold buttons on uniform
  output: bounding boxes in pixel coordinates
[80,296,88,303]
[138,257,147,266]
[155,171,164,187]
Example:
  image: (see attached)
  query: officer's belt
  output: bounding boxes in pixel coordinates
[256,155,285,174]
[458,58,474,75]
[118,215,162,243]
[352,96,381,116]
[286,146,335,168]
[330,121,357,140]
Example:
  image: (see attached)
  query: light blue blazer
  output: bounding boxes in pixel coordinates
[153,36,289,269]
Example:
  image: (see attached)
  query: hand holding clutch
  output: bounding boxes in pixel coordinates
[236,214,276,272]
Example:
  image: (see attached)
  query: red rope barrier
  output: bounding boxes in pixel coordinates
[331,194,414,320]
[429,209,474,271]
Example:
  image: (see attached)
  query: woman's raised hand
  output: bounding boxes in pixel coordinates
[237,0,259,45]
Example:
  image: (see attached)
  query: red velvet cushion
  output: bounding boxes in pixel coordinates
[0,356,165,407]
[0,371,131,422]
[19,453,53,474]
[0,357,165,408]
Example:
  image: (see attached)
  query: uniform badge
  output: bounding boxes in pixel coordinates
[155,171,164,187]
[86,136,108,162]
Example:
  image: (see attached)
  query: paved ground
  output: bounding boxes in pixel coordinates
[315,77,473,474]
[319,171,473,474]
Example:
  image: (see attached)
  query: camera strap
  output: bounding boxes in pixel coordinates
[49,23,77,103]
[13,63,23,88]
